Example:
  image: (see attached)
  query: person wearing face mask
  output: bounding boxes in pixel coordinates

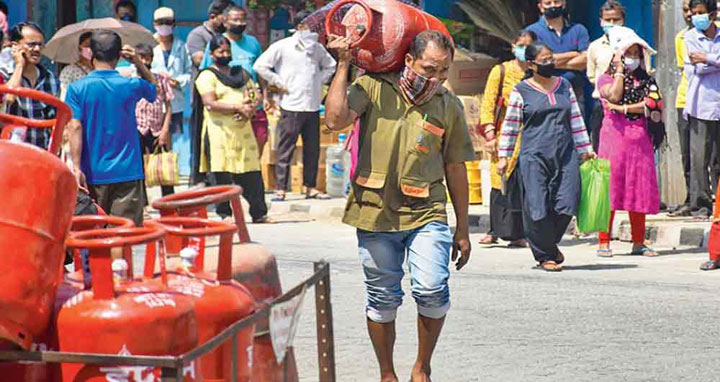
[115,0,137,23]
[326,31,474,382]
[587,1,630,151]
[525,0,591,119]
[133,43,175,199]
[674,0,720,219]
[595,27,661,258]
[195,35,273,224]
[477,30,537,248]
[254,11,337,201]
[151,7,192,148]
[497,43,596,272]
[199,6,270,181]
[187,0,231,69]
[59,32,94,101]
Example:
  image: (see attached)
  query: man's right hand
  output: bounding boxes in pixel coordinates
[74,167,88,190]
[11,45,26,68]
[327,35,352,63]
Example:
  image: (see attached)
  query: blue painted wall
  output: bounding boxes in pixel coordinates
[7,2,28,27]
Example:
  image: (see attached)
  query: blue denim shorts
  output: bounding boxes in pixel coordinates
[357,221,452,323]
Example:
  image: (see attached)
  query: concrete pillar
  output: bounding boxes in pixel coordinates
[655,0,687,206]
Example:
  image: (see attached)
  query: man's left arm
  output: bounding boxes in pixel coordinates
[556,25,589,71]
[443,98,475,271]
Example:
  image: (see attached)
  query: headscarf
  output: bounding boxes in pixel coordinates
[605,26,665,148]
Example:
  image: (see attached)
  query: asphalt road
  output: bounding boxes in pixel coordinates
[245,219,720,382]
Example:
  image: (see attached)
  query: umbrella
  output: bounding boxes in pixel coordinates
[43,18,157,64]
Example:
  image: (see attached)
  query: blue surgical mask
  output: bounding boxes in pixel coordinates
[692,13,712,31]
[601,22,617,35]
[513,46,527,62]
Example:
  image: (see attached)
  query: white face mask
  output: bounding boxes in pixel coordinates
[155,25,174,37]
[624,57,641,72]
[296,29,319,49]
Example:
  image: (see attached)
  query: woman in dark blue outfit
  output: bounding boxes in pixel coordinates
[498,43,597,272]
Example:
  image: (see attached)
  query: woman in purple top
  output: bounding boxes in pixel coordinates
[596,27,661,258]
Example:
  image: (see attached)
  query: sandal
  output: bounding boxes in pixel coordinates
[630,246,658,257]
[700,260,720,271]
[306,191,332,200]
[479,234,497,245]
[508,239,528,248]
[252,216,276,224]
[538,261,562,272]
[271,193,286,202]
[597,249,614,258]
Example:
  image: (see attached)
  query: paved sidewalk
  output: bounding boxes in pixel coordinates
[147,185,712,249]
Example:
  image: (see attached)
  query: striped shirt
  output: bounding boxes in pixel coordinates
[136,74,173,137]
[0,64,60,150]
[499,78,591,157]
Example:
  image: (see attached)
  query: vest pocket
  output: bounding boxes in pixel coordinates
[355,170,387,208]
[400,177,430,199]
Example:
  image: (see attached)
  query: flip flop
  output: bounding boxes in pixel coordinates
[597,249,613,258]
[306,192,332,200]
[700,260,720,271]
[538,261,562,272]
[630,246,658,257]
[271,193,286,202]
[479,234,498,245]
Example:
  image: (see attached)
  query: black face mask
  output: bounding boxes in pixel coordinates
[229,25,246,36]
[535,62,556,78]
[215,56,231,67]
[544,6,564,19]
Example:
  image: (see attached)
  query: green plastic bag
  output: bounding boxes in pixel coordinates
[577,159,611,233]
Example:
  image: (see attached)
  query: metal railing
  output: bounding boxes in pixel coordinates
[0,261,336,382]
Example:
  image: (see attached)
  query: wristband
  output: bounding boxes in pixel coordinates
[613,73,625,79]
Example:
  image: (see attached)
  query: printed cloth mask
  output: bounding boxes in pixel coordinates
[399,65,441,105]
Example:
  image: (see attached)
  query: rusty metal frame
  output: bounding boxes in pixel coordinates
[0,261,336,382]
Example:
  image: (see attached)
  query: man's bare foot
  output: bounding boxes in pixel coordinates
[410,365,431,382]
[380,372,399,382]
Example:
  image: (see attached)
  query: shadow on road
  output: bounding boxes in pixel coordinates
[557,263,639,271]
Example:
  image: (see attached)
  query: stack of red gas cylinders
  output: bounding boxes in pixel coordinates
[0,138,296,381]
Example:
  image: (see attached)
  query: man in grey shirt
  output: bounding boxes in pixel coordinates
[186,0,231,68]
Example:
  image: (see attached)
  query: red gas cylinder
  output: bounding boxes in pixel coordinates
[59,227,201,382]
[145,217,256,382]
[325,0,454,73]
[66,215,136,290]
[151,187,295,382]
[0,86,75,351]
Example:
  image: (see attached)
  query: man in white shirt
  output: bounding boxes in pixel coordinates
[254,12,337,201]
[586,0,626,151]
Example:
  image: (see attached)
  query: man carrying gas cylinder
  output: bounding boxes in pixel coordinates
[325,31,474,382]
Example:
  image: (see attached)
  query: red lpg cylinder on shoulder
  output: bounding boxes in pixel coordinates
[145,217,256,382]
[0,85,75,352]
[324,0,454,73]
[59,227,201,382]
